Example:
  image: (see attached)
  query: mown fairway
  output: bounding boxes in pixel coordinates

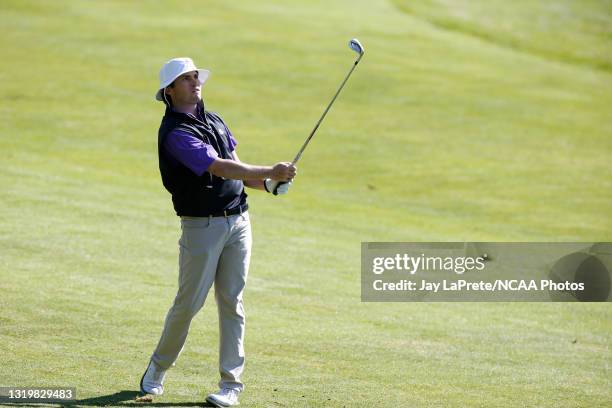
[0,1,610,407]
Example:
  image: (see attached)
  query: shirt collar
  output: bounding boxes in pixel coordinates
[172,101,207,124]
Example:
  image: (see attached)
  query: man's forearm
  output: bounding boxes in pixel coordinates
[244,179,266,190]
[208,158,272,180]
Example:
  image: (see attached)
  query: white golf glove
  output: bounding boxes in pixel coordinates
[264,179,292,195]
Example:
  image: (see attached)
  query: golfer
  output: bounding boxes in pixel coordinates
[140,57,296,407]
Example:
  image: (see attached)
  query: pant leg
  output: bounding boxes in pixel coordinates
[152,216,229,370]
[214,212,252,391]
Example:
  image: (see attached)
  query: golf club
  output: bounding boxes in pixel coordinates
[269,38,365,194]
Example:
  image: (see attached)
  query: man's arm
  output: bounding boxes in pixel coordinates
[228,151,265,190]
[162,130,295,190]
[208,151,295,183]
[227,151,294,194]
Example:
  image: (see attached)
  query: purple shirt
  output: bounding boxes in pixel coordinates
[163,113,238,176]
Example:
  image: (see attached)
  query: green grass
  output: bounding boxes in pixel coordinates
[393,0,612,71]
[0,0,611,407]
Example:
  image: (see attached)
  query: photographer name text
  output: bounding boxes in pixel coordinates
[372,279,584,292]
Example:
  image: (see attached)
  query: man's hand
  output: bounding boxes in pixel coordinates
[264,179,292,195]
[271,162,297,182]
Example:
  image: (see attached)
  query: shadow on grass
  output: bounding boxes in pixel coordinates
[70,390,216,407]
[2,390,220,408]
[1,390,216,407]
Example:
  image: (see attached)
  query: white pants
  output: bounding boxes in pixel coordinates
[151,211,252,392]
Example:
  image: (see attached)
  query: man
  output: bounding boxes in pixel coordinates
[140,57,296,407]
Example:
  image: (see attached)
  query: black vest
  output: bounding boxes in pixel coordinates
[158,104,247,216]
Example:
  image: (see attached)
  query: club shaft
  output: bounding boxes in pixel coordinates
[291,53,363,165]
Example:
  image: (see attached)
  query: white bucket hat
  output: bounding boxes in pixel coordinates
[155,57,210,101]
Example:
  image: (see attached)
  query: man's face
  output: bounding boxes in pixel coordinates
[165,71,202,106]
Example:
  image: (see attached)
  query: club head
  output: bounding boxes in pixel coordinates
[349,38,364,55]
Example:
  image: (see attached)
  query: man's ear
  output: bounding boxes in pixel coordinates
[165,81,176,96]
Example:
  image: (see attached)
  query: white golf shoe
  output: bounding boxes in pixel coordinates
[206,388,240,407]
[139,360,166,396]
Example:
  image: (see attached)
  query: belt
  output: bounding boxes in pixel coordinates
[208,203,248,218]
